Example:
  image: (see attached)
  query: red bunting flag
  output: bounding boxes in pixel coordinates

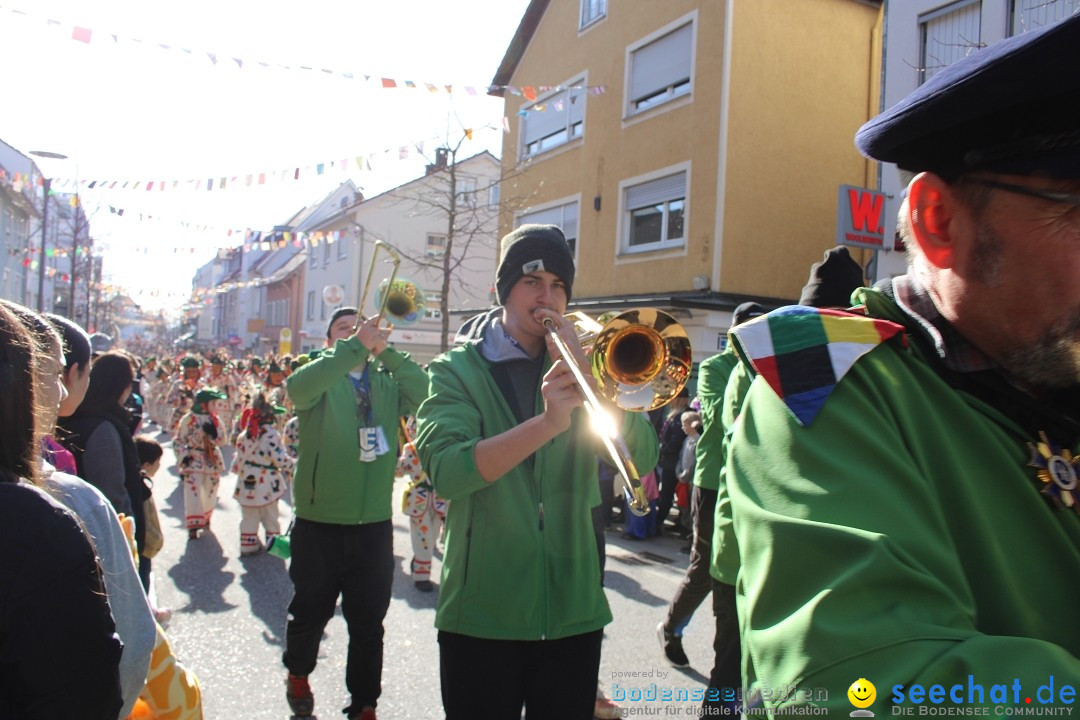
[382,78,397,88]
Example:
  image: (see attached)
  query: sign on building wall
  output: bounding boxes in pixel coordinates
[836,185,886,250]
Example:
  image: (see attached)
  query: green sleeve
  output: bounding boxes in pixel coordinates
[728,357,1080,712]
[415,356,492,501]
[373,347,429,417]
[285,337,367,411]
[710,362,751,584]
[693,348,738,491]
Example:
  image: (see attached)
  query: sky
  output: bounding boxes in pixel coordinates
[0,0,531,312]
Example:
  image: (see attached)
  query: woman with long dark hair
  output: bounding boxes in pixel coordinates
[0,302,123,719]
[59,350,152,590]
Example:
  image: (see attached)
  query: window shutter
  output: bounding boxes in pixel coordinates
[630,23,693,102]
[626,172,686,210]
[522,88,571,146]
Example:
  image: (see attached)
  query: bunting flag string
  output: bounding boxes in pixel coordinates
[3,5,606,99]
[45,125,513,193]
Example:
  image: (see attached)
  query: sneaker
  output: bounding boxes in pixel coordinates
[414,579,434,592]
[656,621,690,667]
[285,673,314,717]
[594,684,621,719]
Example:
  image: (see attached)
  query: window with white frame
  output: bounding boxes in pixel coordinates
[622,171,686,253]
[426,234,447,259]
[322,238,331,265]
[580,0,606,29]
[306,290,316,320]
[337,231,348,259]
[489,182,501,207]
[457,177,477,207]
[1011,0,1079,34]
[521,83,585,157]
[919,0,982,85]
[628,21,693,116]
[517,200,580,258]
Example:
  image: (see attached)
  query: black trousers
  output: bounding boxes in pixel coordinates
[439,629,603,720]
[663,486,718,635]
[283,518,394,713]
[702,579,742,713]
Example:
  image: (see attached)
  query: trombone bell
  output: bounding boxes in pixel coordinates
[375,278,427,327]
[591,309,691,412]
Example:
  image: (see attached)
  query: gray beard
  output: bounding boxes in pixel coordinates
[970,218,1080,389]
[997,311,1080,389]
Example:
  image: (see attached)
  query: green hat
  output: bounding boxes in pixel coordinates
[209,354,227,365]
[195,389,227,404]
[193,388,227,414]
[250,357,264,369]
[307,350,322,361]
[180,356,202,369]
[268,360,284,374]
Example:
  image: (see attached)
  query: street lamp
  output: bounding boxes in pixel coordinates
[28,150,69,313]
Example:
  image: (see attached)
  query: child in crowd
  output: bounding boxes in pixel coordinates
[177,388,228,539]
[232,393,294,555]
[134,435,172,625]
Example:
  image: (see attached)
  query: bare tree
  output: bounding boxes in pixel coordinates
[382,128,538,353]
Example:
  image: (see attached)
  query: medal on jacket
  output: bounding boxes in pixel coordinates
[1027,431,1080,513]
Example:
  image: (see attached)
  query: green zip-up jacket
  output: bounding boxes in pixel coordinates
[415,323,658,641]
[693,344,738,492]
[286,337,428,525]
[724,287,1080,713]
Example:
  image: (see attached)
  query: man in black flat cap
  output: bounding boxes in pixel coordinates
[415,224,659,719]
[720,15,1080,714]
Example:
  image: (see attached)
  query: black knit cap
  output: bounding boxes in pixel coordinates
[496,224,575,305]
[798,247,864,309]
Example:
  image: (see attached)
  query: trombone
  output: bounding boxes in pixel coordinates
[542,309,692,516]
[356,240,428,329]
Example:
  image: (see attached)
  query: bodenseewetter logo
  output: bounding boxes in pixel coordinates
[850,678,878,717]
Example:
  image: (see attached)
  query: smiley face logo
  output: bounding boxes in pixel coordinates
[848,678,876,714]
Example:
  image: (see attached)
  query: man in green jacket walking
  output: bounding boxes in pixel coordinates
[282,309,428,720]
[416,224,659,719]
[721,15,1080,714]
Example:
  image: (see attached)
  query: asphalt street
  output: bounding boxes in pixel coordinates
[148,429,717,719]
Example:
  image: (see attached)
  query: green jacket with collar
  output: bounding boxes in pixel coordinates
[723,287,1080,713]
[416,340,658,641]
[286,337,428,525]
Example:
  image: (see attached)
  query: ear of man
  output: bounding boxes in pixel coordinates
[907,172,968,269]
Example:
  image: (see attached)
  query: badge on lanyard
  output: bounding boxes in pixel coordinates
[353,366,389,463]
[1028,431,1080,512]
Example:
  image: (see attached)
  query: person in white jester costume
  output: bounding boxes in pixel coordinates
[206,353,240,440]
[395,417,448,592]
[167,356,203,435]
[231,392,294,555]
[176,388,228,539]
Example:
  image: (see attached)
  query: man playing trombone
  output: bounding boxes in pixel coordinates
[416,224,659,719]
[282,308,428,720]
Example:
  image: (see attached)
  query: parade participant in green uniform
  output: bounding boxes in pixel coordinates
[721,16,1080,713]
[416,224,658,719]
[282,308,427,720]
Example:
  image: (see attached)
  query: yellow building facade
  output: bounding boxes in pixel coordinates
[494,0,882,360]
